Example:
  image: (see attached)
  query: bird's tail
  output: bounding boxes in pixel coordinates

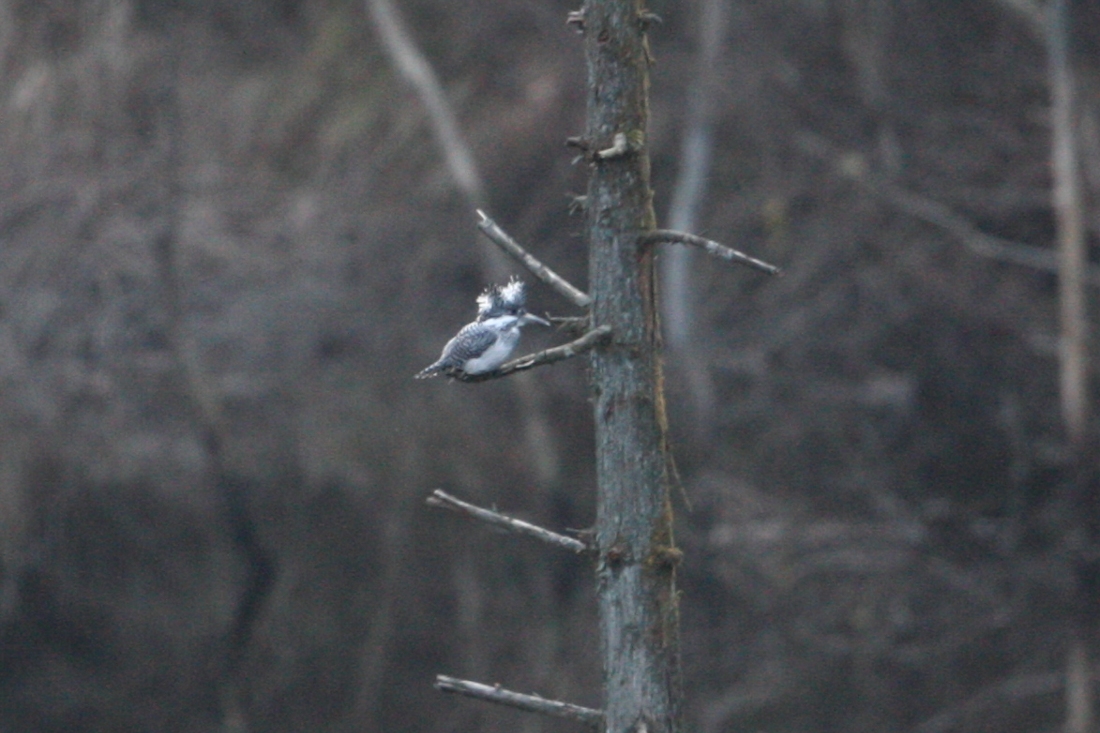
[414,362,445,379]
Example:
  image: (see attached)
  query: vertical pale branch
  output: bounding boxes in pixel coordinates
[364,0,507,278]
[662,0,728,349]
[364,0,515,285]
[659,0,728,437]
[364,0,484,206]
[584,1,683,732]
[1048,2,1094,733]
[1049,0,1088,450]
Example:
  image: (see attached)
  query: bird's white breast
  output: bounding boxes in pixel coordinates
[462,318,521,374]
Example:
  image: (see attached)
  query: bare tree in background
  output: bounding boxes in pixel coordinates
[1047,1,1096,731]
[661,0,729,434]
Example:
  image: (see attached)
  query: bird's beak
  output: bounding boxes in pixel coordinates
[522,312,551,327]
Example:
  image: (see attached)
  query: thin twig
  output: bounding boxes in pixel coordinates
[881,180,1081,274]
[435,675,604,728]
[910,671,1061,733]
[448,325,612,383]
[427,490,589,553]
[475,210,592,308]
[640,230,782,276]
[882,179,1100,286]
[550,315,590,335]
[795,131,1100,286]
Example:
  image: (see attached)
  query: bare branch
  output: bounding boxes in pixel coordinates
[365,0,484,204]
[885,180,1100,286]
[1048,4,1094,731]
[1048,0,1090,449]
[663,0,729,348]
[549,315,591,336]
[476,210,592,308]
[795,131,1100,286]
[427,490,589,553]
[911,671,1061,733]
[448,325,612,383]
[640,230,782,276]
[435,675,604,728]
[989,0,1047,37]
[880,180,1077,274]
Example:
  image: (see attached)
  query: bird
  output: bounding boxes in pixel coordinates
[415,278,550,379]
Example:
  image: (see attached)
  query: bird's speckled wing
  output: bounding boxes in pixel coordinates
[441,323,498,364]
[414,321,498,378]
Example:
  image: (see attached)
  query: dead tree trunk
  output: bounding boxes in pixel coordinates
[581,2,683,733]
[423,2,776,730]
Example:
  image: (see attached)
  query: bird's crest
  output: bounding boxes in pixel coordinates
[499,277,527,310]
[476,283,504,319]
[476,277,526,319]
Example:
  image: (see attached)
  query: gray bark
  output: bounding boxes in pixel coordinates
[583,2,683,732]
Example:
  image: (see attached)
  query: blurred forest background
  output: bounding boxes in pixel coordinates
[0,0,1097,732]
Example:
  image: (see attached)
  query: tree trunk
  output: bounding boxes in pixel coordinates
[584,2,683,732]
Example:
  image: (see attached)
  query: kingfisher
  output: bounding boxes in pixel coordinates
[415,278,549,379]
